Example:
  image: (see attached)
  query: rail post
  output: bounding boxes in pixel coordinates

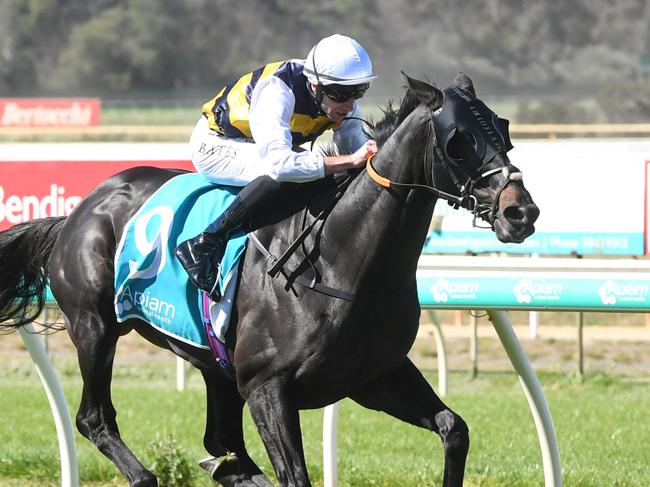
[488,310,562,487]
[19,323,79,487]
[323,403,339,487]
[427,310,448,397]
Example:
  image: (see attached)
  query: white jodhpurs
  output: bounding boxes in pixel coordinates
[189,117,267,186]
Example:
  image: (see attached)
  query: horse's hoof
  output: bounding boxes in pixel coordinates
[199,453,239,479]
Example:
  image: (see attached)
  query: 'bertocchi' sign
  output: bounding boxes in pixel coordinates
[0,98,101,127]
[0,160,193,231]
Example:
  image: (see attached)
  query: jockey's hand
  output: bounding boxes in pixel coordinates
[349,140,378,168]
[323,140,378,175]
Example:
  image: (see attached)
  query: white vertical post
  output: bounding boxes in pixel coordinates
[19,323,79,487]
[427,310,448,397]
[470,312,478,378]
[176,356,186,391]
[323,403,339,487]
[529,310,539,339]
[487,310,562,487]
[576,312,584,376]
[529,253,540,338]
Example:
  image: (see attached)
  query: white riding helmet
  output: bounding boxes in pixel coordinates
[303,34,376,86]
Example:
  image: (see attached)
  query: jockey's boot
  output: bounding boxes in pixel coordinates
[175,195,249,301]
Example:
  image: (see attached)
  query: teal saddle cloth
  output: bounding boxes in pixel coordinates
[113,173,247,348]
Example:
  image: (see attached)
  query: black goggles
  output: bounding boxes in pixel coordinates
[322,83,370,102]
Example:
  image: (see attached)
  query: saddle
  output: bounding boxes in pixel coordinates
[113,173,247,350]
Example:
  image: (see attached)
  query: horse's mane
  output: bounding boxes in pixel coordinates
[320,87,422,157]
[370,88,422,148]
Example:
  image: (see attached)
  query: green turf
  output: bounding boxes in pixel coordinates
[1,364,649,486]
[100,106,199,126]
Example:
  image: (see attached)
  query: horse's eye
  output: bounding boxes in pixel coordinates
[444,130,462,161]
[446,130,477,164]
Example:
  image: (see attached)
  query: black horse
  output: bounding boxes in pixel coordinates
[0,73,538,487]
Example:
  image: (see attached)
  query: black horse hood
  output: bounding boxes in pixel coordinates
[433,86,513,165]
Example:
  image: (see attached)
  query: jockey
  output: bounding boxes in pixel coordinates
[175,34,378,300]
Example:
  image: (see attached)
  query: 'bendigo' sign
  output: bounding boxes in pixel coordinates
[0,98,101,127]
[0,160,194,231]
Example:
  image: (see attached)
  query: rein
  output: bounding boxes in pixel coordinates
[366,153,466,205]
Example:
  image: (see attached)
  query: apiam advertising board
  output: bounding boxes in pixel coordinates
[0,158,193,231]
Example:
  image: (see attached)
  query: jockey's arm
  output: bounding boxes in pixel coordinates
[249,76,326,182]
[249,77,375,181]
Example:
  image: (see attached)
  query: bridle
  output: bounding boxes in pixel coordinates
[366,112,522,230]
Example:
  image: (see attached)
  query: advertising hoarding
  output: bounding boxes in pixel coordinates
[0,159,193,231]
[425,140,650,256]
[0,98,101,127]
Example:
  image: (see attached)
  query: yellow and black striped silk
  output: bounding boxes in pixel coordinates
[202,61,337,146]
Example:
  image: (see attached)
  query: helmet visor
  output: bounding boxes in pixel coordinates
[322,83,370,102]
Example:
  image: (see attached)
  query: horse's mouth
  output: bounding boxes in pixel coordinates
[494,218,536,244]
[491,199,539,244]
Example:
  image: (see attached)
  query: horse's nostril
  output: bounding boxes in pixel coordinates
[503,204,539,226]
[503,205,525,223]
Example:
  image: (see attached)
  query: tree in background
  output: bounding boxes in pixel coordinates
[51,0,189,91]
[0,0,648,122]
[0,0,117,93]
[0,0,382,94]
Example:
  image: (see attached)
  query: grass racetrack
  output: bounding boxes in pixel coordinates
[2,320,650,486]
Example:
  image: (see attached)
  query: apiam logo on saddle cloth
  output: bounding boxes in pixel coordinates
[113,173,247,348]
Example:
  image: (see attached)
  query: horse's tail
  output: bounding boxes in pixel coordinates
[0,216,67,330]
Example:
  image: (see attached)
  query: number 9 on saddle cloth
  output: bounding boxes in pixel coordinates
[113,173,337,348]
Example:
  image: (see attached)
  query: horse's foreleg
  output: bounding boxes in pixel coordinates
[246,378,311,487]
[350,359,469,487]
[200,370,274,487]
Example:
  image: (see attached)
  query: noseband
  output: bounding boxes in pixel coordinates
[366,113,522,230]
